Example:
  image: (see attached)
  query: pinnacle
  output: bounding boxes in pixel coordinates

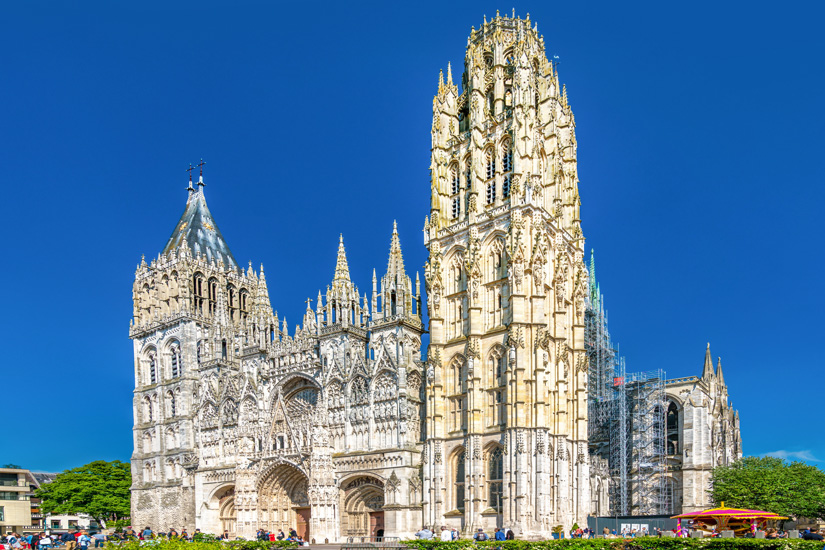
[333,234,351,282]
[716,357,725,386]
[702,343,714,380]
[386,222,405,278]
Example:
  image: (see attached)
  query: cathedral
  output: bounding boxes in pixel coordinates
[129,13,741,541]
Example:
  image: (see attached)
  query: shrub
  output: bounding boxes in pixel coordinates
[107,541,298,550]
[401,538,825,550]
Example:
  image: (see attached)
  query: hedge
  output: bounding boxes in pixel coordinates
[401,539,825,550]
[106,541,298,550]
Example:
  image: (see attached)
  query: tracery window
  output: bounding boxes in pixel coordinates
[502,174,511,198]
[449,396,467,432]
[452,197,460,219]
[488,447,503,512]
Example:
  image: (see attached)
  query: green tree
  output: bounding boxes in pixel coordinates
[36,460,131,526]
[2,463,22,469]
[711,456,825,519]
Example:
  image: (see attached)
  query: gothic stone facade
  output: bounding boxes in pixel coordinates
[664,344,742,514]
[130,13,740,541]
[130,178,425,541]
[422,14,597,538]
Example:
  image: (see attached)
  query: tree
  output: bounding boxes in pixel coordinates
[711,456,825,520]
[2,464,22,469]
[36,460,131,526]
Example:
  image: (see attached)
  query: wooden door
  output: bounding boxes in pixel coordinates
[296,507,311,542]
[369,511,385,540]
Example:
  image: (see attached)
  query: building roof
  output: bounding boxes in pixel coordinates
[162,183,238,270]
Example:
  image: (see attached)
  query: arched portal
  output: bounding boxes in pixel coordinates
[258,464,310,539]
[340,476,385,539]
[217,487,236,537]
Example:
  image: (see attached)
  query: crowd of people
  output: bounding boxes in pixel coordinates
[415,526,517,541]
[0,531,98,550]
[254,528,308,546]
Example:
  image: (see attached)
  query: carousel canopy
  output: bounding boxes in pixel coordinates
[672,503,788,520]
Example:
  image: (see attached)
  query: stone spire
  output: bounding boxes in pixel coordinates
[333,234,350,282]
[162,176,238,270]
[702,343,715,381]
[716,357,725,386]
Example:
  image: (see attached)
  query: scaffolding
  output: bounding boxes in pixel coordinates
[625,369,668,515]
[585,251,670,516]
[585,266,615,453]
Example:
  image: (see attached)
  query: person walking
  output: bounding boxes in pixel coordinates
[76,533,90,550]
[91,533,106,548]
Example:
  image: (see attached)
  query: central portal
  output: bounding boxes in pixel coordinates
[257,464,309,535]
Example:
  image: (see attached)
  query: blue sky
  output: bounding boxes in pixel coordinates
[1,0,822,472]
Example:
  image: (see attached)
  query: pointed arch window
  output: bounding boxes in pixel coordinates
[227,285,238,322]
[167,391,176,417]
[488,447,503,512]
[452,197,460,219]
[450,165,460,195]
[502,174,511,198]
[144,397,153,423]
[502,141,512,172]
[170,345,181,378]
[486,181,496,205]
[667,402,679,455]
[485,148,495,180]
[239,290,249,320]
[208,278,218,316]
[196,341,203,367]
[193,273,205,315]
[149,353,157,385]
[455,451,466,512]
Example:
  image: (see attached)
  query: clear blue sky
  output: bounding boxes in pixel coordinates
[1,0,822,472]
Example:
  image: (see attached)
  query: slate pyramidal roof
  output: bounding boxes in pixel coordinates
[162,179,239,271]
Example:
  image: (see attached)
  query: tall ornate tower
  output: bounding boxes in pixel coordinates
[423,13,591,536]
[129,173,276,530]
